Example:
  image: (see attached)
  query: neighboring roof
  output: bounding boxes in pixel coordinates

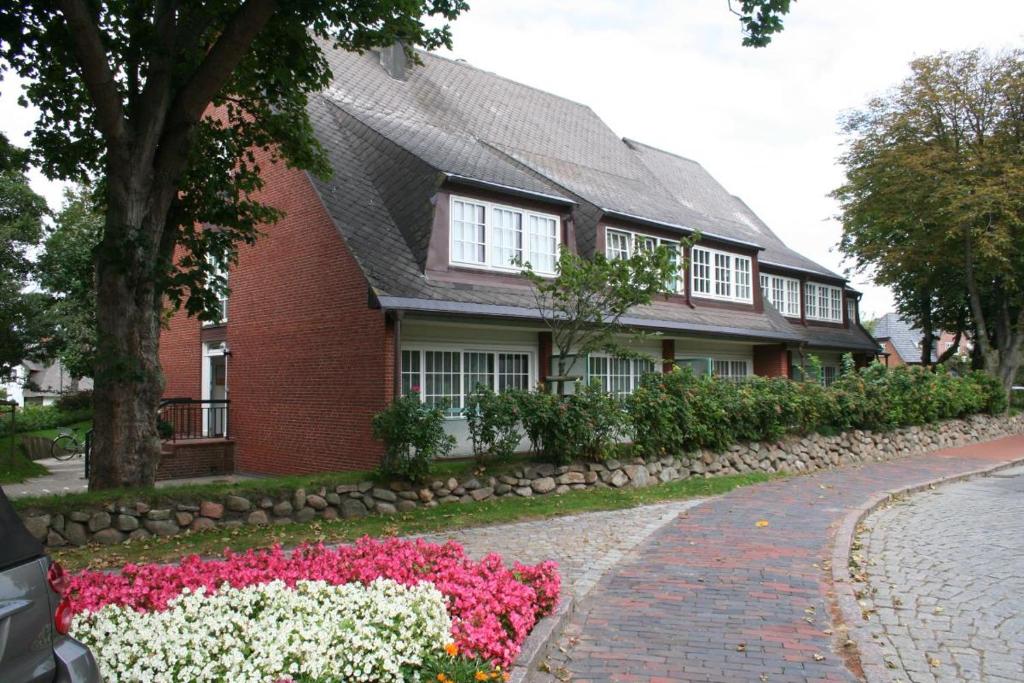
[306,42,872,349]
[873,313,936,363]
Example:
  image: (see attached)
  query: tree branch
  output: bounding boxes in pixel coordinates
[57,0,128,143]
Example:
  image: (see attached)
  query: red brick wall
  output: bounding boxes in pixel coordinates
[159,159,391,475]
[882,339,906,366]
[157,440,234,480]
[753,344,789,378]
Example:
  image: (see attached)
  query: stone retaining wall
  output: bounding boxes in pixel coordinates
[19,413,1024,548]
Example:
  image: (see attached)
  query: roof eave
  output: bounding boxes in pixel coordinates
[599,209,766,252]
[442,173,577,207]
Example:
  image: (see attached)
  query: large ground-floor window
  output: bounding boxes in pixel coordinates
[402,348,533,415]
[587,355,656,397]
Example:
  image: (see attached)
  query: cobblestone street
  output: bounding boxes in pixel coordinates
[416,501,704,600]
[859,465,1024,683]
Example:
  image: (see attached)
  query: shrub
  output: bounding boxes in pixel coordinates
[464,386,523,462]
[55,390,93,412]
[0,403,93,437]
[371,393,455,483]
[516,382,626,464]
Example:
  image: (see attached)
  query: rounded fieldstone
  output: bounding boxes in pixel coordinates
[294,507,316,523]
[68,511,90,523]
[258,497,274,509]
[88,511,111,532]
[376,502,398,515]
[144,520,180,537]
[146,509,171,521]
[247,510,270,526]
[93,528,126,546]
[135,502,151,514]
[357,481,374,493]
[495,483,512,495]
[190,517,216,532]
[273,501,294,517]
[532,477,556,494]
[63,522,88,546]
[418,488,434,503]
[176,503,200,512]
[445,477,458,491]
[174,512,194,527]
[397,490,419,501]
[326,493,341,506]
[292,488,306,511]
[46,530,66,547]
[556,471,586,485]
[372,488,397,502]
[554,484,571,495]
[50,514,64,533]
[462,478,482,491]
[470,487,494,501]
[225,495,251,512]
[396,500,417,513]
[335,484,358,494]
[341,499,368,519]
[127,528,152,542]
[607,470,630,488]
[23,515,50,541]
[199,501,224,519]
[306,494,328,510]
[514,486,533,497]
[322,507,339,521]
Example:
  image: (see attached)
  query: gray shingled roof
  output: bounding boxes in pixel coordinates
[306,42,877,351]
[873,313,936,363]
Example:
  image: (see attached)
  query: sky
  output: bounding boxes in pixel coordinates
[2,1,1022,318]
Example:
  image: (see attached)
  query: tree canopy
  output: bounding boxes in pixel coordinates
[834,49,1024,395]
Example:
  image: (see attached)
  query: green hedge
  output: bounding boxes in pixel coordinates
[0,404,93,437]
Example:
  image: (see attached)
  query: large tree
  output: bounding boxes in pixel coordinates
[0,1,467,489]
[0,133,50,383]
[834,49,1024,397]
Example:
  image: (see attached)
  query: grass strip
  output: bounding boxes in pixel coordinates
[52,471,775,571]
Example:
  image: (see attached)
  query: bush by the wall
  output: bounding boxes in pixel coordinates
[513,382,626,465]
[464,386,523,463]
[371,393,454,483]
[54,390,93,412]
[0,404,93,437]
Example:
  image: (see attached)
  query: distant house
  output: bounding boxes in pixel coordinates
[873,313,969,366]
[159,43,881,476]
[2,360,93,407]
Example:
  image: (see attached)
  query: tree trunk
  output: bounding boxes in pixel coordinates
[89,245,165,489]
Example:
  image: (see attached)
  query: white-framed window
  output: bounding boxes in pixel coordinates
[847,297,857,324]
[402,347,534,416]
[760,273,801,317]
[805,282,843,322]
[821,366,838,387]
[450,196,560,275]
[604,228,681,293]
[691,246,753,303]
[588,355,656,397]
[203,255,229,325]
[712,359,751,382]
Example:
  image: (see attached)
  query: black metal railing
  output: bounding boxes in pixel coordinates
[158,398,229,441]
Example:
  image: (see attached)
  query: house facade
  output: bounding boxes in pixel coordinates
[873,313,970,366]
[159,43,880,475]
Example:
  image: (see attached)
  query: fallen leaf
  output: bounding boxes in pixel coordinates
[813,653,825,662]
[756,519,769,527]
[736,643,746,652]
[929,658,941,668]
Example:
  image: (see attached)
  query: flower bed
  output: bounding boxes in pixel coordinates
[68,537,560,682]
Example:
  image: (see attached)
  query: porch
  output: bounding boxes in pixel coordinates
[157,398,234,480]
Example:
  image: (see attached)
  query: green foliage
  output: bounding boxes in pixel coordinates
[371,393,455,483]
[732,0,794,47]
[0,404,94,438]
[627,363,1007,458]
[36,186,103,379]
[514,382,627,465]
[0,133,51,381]
[54,390,93,412]
[516,244,687,395]
[464,386,523,463]
[834,49,1024,393]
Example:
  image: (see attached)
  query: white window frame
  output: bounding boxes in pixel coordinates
[712,358,752,382]
[449,195,560,276]
[202,255,229,326]
[401,345,536,418]
[690,246,753,304]
[603,227,681,293]
[805,282,843,322]
[587,354,658,397]
[760,273,801,318]
[821,365,839,387]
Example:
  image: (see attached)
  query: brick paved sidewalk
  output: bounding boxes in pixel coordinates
[535,434,1024,683]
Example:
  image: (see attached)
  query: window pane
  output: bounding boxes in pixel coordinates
[662,241,680,292]
[498,353,530,392]
[692,247,711,294]
[606,230,631,260]
[528,215,558,273]
[463,352,494,395]
[491,208,523,268]
[786,279,800,317]
[734,256,751,300]
[452,200,486,264]
[608,357,632,398]
[588,356,609,392]
[401,350,421,396]
[424,351,462,414]
[805,283,817,318]
[714,252,732,297]
[760,273,769,293]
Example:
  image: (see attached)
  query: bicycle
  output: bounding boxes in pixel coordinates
[51,427,86,461]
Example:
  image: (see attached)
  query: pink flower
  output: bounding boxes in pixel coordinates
[67,537,560,668]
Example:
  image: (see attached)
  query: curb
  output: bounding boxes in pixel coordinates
[509,597,575,683]
[830,455,1024,682]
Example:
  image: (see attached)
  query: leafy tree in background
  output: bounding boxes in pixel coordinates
[730,0,794,47]
[0,133,50,383]
[0,1,467,489]
[516,245,685,396]
[37,186,103,381]
[834,49,1024,402]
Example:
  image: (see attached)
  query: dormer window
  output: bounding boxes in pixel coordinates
[450,195,559,275]
[691,245,752,303]
[805,282,843,322]
[760,273,801,317]
[604,228,680,292]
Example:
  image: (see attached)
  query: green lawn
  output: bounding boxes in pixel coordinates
[0,420,91,485]
[51,471,776,571]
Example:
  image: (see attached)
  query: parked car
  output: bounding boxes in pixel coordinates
[0,487,101,682]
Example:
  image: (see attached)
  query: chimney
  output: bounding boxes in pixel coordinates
[379,42,408,81]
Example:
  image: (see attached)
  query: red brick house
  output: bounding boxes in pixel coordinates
[873,313,970,366]
[159,43,880,476]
